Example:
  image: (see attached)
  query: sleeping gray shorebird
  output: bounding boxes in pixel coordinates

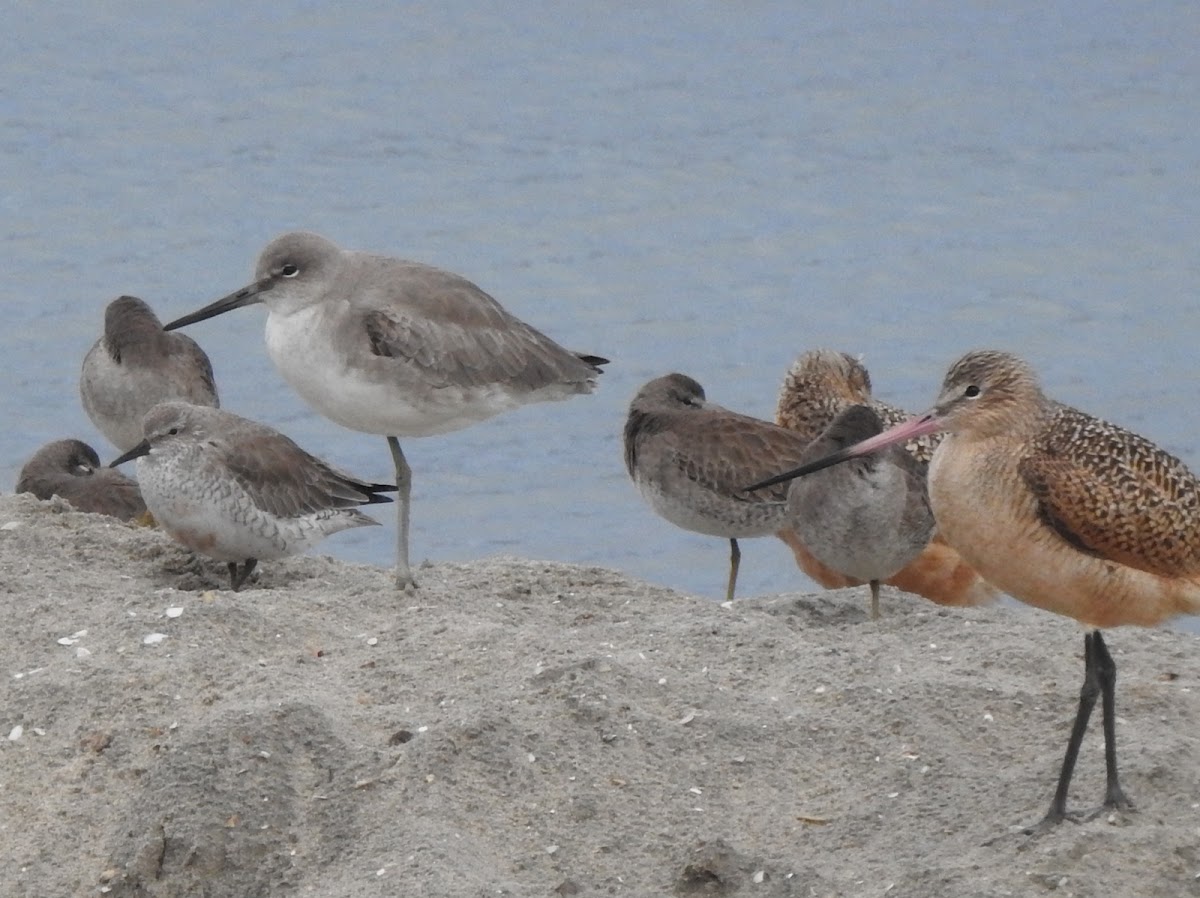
[162,231,606,590]
[623,372,816,601]
[785,404,934,619]
[110,402,396,591]
[17,439,147,522]
[80,295,219,452]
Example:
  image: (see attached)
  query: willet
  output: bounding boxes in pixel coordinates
[109,402,396,591]
[786,404,934,620]
[162,231,606,589]
[624,373,813,601]
[750,349,1200,827]
[80,295,219,452]
[17,439,146,521]
[774,349,996,607]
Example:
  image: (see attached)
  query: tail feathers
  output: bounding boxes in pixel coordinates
[576,353,609,371]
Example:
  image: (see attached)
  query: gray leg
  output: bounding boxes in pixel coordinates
[387,436,417,590]
[725,538,741,602]
[869,579,881,620]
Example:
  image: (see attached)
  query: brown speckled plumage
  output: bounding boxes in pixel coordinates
[775,349,939,463]
[624,373,814,600]
[925,350,1200,627]
[773,349,995,607]
[775,348,1200,823]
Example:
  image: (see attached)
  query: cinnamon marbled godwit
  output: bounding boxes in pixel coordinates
[750,349,1200,827]
[17,439,146,522]
[80,296,219,452]
[162,232,606,590]
[774,349,995,607]
[109,402,396,591]
[624,373,813,601]
[786,404,934,620]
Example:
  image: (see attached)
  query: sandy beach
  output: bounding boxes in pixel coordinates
[1,491,1198,897]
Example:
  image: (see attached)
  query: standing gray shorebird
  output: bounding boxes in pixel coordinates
[163,231,606,590]
[110,402,396,591]
[748,349,1200,830]
[17,438,147,522]
[623,373,814,602]
[80,295,220,452]
[785,404,934,620]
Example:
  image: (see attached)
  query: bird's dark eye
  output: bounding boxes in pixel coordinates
[964,384,981,398]
[280,263,300,278]
[167,427,180,436]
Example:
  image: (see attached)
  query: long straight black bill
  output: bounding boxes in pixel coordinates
[163,281,268,331]
[744,447,860,492]
[109,440,152,468]
[743,410,945,493]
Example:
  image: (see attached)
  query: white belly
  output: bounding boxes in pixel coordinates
[264,305,526,437]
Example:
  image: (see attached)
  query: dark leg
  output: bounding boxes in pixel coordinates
[387,436,417,590]
[1094,631,1134,812]
[869,580,881,620]
[1040,631,1103,826]
[725,538,741,602]
[228,558,258,591]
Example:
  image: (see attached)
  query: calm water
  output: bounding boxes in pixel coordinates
[3,3,1198,629]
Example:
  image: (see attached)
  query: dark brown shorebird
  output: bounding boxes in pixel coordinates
[80,295,220,452]
[624,373,815,602]
[161,231,606,590]
[16,439,146,521]
[750,349,1200,828]
[774,349,996,607]
[786,404,934,620]
[110,402,396,591]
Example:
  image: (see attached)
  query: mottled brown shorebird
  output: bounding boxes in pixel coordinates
[624,373,815,601]
[110,402,396,591]
[16,439,146,521]
[750,349,1200,828]
[786,404,934,620]
[162,231,606,590]
[80,295,220,452]
[774,349,996,607]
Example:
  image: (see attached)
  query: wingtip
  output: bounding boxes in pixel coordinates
[577,353,610,371]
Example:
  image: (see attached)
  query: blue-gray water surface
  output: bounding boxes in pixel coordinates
[3,3,1198,632]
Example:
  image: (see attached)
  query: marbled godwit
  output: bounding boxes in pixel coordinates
[624,373,814,602]
[774,349,996,607]
[162,232,606,590]
[109,402,396,591]
[751,349,1200,826]
[80,296,219,452]
[17,439,146,522]
[786,404,934,619]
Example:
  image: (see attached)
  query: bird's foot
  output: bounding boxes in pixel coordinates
[982,807,1077,846]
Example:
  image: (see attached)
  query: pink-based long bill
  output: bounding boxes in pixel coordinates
[744,411,944,492]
